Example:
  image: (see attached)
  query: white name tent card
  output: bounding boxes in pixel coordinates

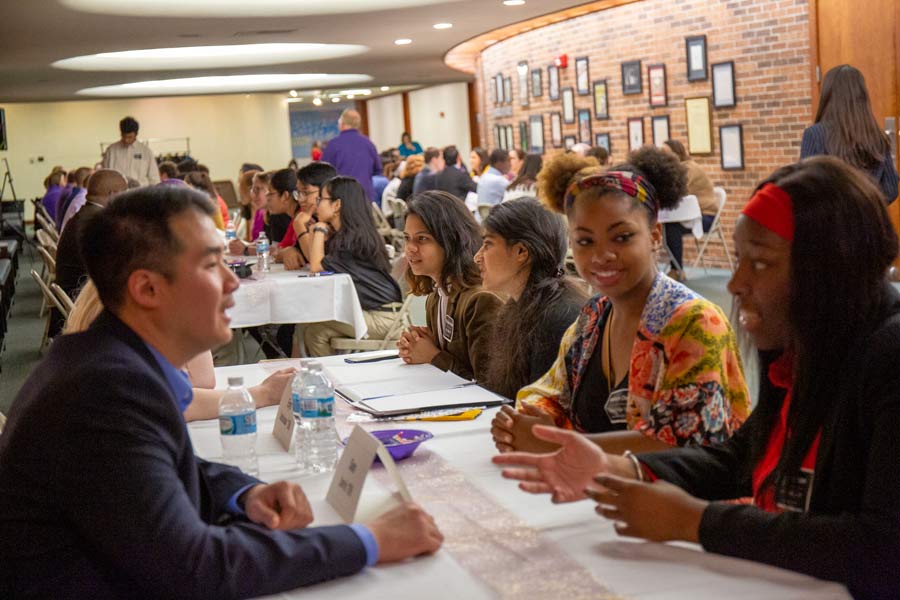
[271,379,295,451]
[326,425,412,523]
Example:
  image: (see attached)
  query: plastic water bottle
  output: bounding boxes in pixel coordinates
[224,221,237,244]
[256,231,270,272]
[300,362,338,473]
[218,376,259,477]
[291,364,311,469]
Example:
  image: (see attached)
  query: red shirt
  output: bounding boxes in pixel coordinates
[279,223,297,249]
[751,354,821,512]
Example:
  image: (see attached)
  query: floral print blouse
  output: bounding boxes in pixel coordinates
[517,272,750,446]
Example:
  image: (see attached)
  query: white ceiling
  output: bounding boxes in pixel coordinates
[0,0,595,103]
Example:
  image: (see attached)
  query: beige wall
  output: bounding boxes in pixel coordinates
[0,92,293,217]
[408,82,471,162]
[367,93,405,153]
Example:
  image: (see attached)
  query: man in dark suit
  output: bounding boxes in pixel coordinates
[434,145,478,202]
[0,186,442,598]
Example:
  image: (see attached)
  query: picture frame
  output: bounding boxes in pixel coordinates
[685,96,713,154]
[712,61,736,108]
[595,133,610,153]
[628,117,644,152]
[548,64,560,100]
[517,62,529,107]
[564,135,577,151]
[503,77,513,105]
[720,124,744,170]
[621,60,642,95]
[593,80,609,120]
[519,120,529,152]
[550,112,563,148]
[577,109,592,144]
[529,114,545,154]
[561,87,575,124]
[531,67,543,98]
[652,115,670,147]
[686,35,708,81]
[648,64,667,107]
[575,56,590,95]
[495,73,504,104]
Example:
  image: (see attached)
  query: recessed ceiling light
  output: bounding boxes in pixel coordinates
[287,97,304,103]
[289,89,298,97]
[433,23,452,29]
[338,88,372,96]
[53,43,368,71]
[331,97,341,103]
[394,38,412,46]
[76,73,372,97]
[313,97,323,106]
[347,94,355,99]
[503,0,525,5]
[380,86,390,91]
[62,0,466,17]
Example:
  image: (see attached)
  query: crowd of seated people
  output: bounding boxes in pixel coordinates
[14,70,900,597]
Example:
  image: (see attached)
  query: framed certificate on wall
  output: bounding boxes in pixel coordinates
[685,97,712,154]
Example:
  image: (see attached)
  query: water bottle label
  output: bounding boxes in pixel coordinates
[292,392,301,415]
[225,230,236,241]
[257,242,269,253]
[219,413,257,435]
[300,396,317,419]
[316,396,334,417]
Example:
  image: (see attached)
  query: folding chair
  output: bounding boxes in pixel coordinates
[388,198,408,232]
[50,283,75,318]
[371,203,404,249]
[36,246,56,317]
[0,411,6,434]
[35,212,60,243]
[692,187,735,272]
[329,294,414,353]
[36,229,57,258]
[477,203,493,223]
[31,269,67,353]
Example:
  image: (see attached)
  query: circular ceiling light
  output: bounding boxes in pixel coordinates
[76,73,372,97]
[394,39,413,46]
[53,43,368,71]
[61,0,463,17]
[433,23,453,29]
[380,86,390,91]
[503,0,526,5]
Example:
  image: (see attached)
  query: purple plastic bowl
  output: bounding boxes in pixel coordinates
[343,429,433,462]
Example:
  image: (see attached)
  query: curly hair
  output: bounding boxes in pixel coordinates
[537,147,686,219]
[402,155,425,179]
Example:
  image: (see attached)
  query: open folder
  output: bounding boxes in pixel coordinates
[323,358,508,417]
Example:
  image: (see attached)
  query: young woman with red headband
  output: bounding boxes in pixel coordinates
[491,148,749,455]
[494,156,900,598]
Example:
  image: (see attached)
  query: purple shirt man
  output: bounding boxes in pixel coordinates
[321,109,382,201]
[41,184,65,222]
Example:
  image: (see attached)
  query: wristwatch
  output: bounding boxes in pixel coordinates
[313,226,330,235]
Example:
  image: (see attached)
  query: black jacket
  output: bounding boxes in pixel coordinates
[640,286,900,599]
[0,311,367,599]
[434,166,477,201]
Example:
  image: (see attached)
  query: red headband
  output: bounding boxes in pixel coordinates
[741,183,794,241]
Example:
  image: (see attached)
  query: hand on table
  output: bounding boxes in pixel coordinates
[243,481,314,530]
[587,475,706,543]
[367,502,444,563]
[249,367,296,409]
[280,247,305,270]
[227,239,247,255]
[491,404,559,454]
[492,425,612,503]
[397,326,440,365]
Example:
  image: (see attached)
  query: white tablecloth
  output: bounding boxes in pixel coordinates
[188,359,851,600]
[227,264,368,338]
[658,194,704,240]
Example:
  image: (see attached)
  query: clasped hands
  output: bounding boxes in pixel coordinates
[397,326,440,364]
[240,483,444,563]
[492,420,706,543]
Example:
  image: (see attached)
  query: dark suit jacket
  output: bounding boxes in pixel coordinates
[55,202,100,298]
[434,166,477,201]
[640,286,900,599]
[0,311,367,599]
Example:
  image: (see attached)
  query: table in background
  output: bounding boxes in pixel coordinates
[227,264,367,338]
[188,358,851,600]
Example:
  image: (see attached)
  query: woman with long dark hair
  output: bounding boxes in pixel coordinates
[502,153,543,202]
[490,149,749,454]
[397,191,502,381]
[477,198,586,399]
[494,156,900,599]
[470,147,489,180]
[801,64,898,203]
[304,176,402,356]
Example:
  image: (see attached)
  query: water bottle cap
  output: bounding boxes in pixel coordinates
[227,376,244,386]
[307,361,322,371]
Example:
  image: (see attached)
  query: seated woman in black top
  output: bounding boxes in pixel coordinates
[494,156,900,599]
[304,176,402,357]
[476,198,586,400]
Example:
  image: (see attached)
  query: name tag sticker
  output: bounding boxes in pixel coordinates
[133,153,143,159]
[442,315,454,344]
[776,468,815,513]
[604,389,628,424]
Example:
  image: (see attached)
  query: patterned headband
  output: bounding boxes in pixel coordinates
[564,171,659,214]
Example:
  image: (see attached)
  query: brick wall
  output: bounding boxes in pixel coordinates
[477,0,813,268]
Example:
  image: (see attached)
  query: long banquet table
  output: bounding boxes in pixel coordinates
[227,264,368,338]
[189,357,851,600]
